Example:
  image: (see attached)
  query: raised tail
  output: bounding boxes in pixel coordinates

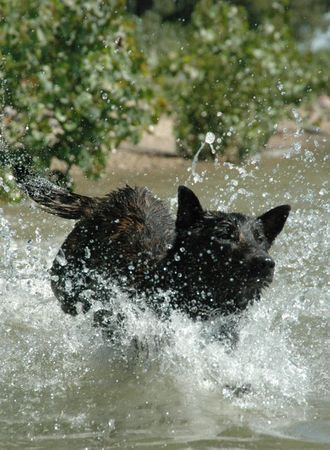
[13,164,96,220]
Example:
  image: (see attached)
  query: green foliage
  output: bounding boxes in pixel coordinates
[231,0,330,41]
[0,0,162,177]
[159,0,321,159]
[311,50,330,95]
[0,0,328,201]
[128,0,197,21]
[134,11,190,74]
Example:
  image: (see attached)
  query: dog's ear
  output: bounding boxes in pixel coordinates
[258,205,291,244]
[176,186,203,229]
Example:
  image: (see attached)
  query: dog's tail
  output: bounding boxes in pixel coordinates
[13,164,96,220]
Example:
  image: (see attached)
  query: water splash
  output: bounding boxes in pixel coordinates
[0,208,322,404]
[190,141,206,183]
[0,147,329,447]
[190,132,217,184]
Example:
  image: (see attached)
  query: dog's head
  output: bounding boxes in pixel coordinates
[172,186,290,315]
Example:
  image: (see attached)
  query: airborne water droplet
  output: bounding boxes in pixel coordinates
[205,132,216,144]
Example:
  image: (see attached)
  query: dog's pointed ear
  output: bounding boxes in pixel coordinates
[176,186,203,229]
[258,205,291,244]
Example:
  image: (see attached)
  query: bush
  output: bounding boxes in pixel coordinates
[0,0,162,178]
[160,0,318,159]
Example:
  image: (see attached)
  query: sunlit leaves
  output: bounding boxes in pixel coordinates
[0,0,161,178]
[160,0,320,160]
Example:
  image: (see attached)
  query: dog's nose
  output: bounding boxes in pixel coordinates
[263,257,275,269]
[251,255,275,271]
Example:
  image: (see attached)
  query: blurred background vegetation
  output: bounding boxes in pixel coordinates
[1,0,329,198]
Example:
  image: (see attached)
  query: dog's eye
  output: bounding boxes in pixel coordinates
[227,231,239,241]
[225,230,239,241]
[214,224,239,241]
[254,229,264,243]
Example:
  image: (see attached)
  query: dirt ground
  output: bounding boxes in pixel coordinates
[101,98,330,173]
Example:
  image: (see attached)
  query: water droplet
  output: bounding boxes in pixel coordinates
[205,132,215,144]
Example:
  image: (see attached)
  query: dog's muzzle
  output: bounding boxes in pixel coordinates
[248,255,275,282]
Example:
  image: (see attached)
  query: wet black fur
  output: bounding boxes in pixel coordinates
[14,166,290,326]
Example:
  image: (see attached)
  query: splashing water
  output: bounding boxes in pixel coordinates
[190,132,217,184]
[190,141,206,183]
[0,139,329,448]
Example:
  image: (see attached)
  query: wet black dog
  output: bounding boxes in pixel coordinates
[14,167,290,335]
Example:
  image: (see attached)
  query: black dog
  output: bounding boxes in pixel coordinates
[14,167,290,333]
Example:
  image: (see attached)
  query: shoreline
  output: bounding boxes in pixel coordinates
[92,111,330,174]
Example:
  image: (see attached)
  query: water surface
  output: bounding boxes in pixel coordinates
[0,137,329,449]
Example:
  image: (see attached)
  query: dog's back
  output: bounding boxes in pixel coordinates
[53,186,175,314]
[14,165,175,314]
